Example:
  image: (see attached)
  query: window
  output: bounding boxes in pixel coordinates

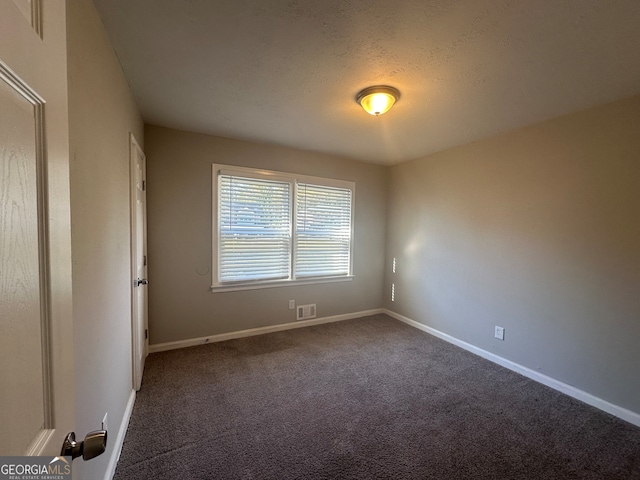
[212,165,354,291]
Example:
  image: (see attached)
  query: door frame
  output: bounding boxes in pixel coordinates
[129,132,148,390]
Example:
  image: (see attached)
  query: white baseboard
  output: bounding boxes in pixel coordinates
[384,309,640,428]
[103,389,136,480]
[149,309,384,353]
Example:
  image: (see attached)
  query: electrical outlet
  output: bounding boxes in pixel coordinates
[288,300,295,310]
[102,412,108,432]
[495,326,505,341]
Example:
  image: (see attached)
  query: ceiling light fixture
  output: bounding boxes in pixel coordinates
[356,85,400,116]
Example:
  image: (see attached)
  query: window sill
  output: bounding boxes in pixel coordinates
[210,275,354,293]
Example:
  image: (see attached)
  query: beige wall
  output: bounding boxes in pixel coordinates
[67,0,144,477]
[385,95,640,415]
[145,125,387,344]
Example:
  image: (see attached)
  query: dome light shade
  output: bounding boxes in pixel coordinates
[356,86,400,116]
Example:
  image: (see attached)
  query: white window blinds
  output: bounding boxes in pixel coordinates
[295,183,352,278]
[218,174,291,282]
[213,165,354,289]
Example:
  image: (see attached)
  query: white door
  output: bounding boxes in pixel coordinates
[0,0,75,456]
[130,133,148,390]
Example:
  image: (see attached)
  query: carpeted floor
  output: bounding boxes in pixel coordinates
[113,314,640,479]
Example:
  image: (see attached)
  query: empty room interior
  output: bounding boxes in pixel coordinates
[1,0,639,479]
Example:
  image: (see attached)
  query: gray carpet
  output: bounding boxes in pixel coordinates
[114,314,640,479]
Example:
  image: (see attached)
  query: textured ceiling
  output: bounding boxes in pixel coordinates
[92,0,640,165]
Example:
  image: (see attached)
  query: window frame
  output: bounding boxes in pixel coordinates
[211,164,355,292]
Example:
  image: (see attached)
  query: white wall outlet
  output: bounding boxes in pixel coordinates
[495,326,505,341]
[102,412,108,432]
[288,300,295,310]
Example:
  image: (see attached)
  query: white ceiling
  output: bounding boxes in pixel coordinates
[92,0,640,165]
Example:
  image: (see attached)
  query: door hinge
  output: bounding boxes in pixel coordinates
[142,180,146,191]
[145,329,148,340]
[143,255,147,266]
